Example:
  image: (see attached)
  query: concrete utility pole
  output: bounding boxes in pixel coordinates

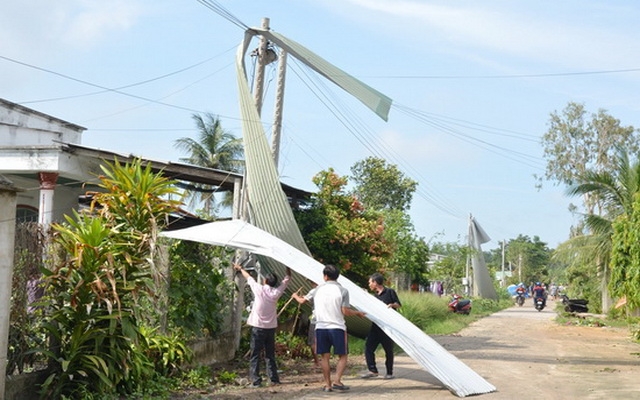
[232,16,283,354]
[518,253,522,282]
[252,17,271,116]
[0,177,20,399]
[250,17,287,169]
[501,240,506,287]
[271,49,287,169]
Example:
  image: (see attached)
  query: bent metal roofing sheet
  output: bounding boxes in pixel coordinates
[161,220,496,397]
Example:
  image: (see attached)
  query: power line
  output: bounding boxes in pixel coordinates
[17,47,236,105]
[393,104,544,171]
[393,106,540,142]
[81,60,236,123]
[363,68,640,80]
[0,54,208,114]
[288,57,463,219]
[196,0,249,31]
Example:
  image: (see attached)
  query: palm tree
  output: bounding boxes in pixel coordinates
[174,113,244,216]
[564,148,640,311]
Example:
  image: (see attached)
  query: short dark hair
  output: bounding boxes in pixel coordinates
[369,273,384,285]
[265,272,279,288]
[323,264,339,281]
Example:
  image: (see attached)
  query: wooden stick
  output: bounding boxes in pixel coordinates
[290,301,302,335]
[278,287,302,317]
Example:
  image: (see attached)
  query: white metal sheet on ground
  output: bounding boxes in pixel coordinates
[161,220,496,397]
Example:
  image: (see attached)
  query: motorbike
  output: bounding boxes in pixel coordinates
[534,296,545,311]
[448,294,472,315]
[561,294,589,313]
[515,292,526,307]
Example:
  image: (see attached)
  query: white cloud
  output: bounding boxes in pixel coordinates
[0,0,143,57]
[60,1,143,47]
[338,0,640,70]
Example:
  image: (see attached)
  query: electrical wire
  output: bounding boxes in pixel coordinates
[287,57,463,219]
[81,60,236,123]
[393,104,544,171]
[196,0,250,31]
[362,68,640,80]
[18,46,236,105]
[0,54,209,115]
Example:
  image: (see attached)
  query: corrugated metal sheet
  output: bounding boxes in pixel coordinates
[162,220,496,397]
[223,28,495,396]
[236,29,377,336]
[469,216,498,299]
[253,28,392,122]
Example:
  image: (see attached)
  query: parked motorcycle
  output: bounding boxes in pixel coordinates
[448,294,472,314]
[561,294,589,313]
[534,296,545,311]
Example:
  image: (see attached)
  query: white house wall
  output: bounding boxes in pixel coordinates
[0,99,85,146]
[0,147,101,180]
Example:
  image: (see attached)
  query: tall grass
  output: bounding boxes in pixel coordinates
[348,291,512,355]
[397,291,512,335]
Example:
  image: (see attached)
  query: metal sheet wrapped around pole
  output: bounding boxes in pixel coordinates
[231,25,495,397]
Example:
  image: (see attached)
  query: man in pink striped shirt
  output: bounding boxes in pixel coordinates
[234,263,291,387]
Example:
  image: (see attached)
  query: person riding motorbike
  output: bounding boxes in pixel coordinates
[532,282,546,308]
[515,283,527,305]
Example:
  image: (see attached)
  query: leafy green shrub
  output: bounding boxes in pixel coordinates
[38,159,181,399]
[181,366,212,388]
[275,331,312,359]
[39,212,157,398]
[216,369,238,385]
[167,240,233,338]
[139,326,192,377]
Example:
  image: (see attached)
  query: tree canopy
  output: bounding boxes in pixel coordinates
[294,168,392,286]
[174,113,244,216]
[504,235,551,285]
[610,192,640,311]
[541,102,640,312]
[295,158,430,287]
[540,102,639,192]
[350,156,417,212]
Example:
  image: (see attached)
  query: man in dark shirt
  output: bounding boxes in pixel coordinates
[361,273,401,379]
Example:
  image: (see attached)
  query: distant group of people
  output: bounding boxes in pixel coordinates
[234,262,401,393]
[515,281,566,307]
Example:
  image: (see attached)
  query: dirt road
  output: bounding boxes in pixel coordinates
[298,298,640,399]
[431,299,640,399]
[200,299,640,399]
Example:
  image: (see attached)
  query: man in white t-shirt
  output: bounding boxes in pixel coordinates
[292,264,365,392]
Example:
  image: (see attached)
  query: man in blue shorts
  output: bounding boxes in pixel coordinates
[293,264,365,392]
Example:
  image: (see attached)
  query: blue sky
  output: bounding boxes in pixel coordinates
[3,1,640,250]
